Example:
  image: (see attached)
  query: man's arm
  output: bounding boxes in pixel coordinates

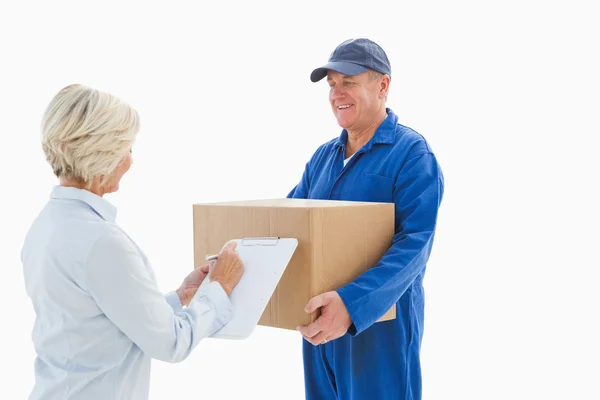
[84,228,234,363]
[287,161,311,199]
[336,152,444,335]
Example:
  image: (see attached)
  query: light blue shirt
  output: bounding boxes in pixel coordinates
[21,186,234,400]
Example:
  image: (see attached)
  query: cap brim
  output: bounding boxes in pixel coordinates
[310,61,369,82]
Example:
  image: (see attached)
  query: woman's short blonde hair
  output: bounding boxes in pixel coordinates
[41,84,140,187]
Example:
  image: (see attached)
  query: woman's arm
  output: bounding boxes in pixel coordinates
[84,227,233,363]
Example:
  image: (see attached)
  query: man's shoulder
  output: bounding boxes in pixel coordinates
[392,122,435,158]
[306,137,339,162]
[317,136,340,152]
[394,122,429,146]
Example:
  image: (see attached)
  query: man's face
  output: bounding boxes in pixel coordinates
[327,70,387,130]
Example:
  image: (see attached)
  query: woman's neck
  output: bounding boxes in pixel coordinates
[59,177,105,197]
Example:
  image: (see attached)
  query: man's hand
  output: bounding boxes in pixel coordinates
[176,263,211,307]
[296,291,352,346]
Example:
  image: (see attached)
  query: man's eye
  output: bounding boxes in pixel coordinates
[329,83,335,88]
[343,81,353,86]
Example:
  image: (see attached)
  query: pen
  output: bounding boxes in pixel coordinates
[205,254,219,262]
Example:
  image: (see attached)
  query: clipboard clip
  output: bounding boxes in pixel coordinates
[240,237,280,246]
[205,237,281,261]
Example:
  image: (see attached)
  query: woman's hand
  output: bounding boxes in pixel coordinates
[176,241,244,306]
[176,263,211,307]
[207,241,244,296]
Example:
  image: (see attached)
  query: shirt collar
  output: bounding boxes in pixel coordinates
[50,185,117,222]
[334,107,397,150]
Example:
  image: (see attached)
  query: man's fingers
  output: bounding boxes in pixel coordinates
[301,330,329,346]
[297,317,324,338]
[311,330,329,346]
[297,324,320,339]
[305,293,328,314]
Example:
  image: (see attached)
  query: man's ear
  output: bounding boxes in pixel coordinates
[379,75,391,100]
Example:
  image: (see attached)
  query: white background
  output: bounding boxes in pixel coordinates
[1,1,599,399]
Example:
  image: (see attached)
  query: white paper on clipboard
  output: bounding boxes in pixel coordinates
[202,237,298,340]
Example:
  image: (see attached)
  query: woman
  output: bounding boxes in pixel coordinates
[21,84,244,400]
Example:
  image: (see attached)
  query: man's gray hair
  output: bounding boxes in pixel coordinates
[369,70,390,101]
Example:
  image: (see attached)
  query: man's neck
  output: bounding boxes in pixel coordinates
[345,107,387,157]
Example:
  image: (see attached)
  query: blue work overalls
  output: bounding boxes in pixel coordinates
[288,109,444,400]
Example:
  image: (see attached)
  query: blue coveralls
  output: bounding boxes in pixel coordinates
[288,109,444,400]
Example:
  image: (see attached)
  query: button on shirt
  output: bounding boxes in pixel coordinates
[21,186,234,400]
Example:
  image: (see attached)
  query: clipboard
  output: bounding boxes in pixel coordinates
[202,237,298,340]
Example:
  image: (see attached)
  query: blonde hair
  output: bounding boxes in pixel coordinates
[41,84,139,188]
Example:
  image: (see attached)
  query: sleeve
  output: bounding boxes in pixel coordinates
[84,228,234,363]
[288,142,331,199]
[287,161,311,199]
[336,152,445,336]
[164,291,183,312]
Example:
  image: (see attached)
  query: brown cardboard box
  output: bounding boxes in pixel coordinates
[192,198,396,331]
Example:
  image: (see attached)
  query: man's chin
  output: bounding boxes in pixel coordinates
[334,117,352,129]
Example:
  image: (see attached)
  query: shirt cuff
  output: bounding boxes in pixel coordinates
[195,280,234,327]
[336,286,363,336]
[165,291,183,312]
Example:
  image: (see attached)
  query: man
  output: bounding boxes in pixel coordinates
[288,38,444,399]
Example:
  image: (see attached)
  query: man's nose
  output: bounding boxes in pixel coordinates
[330,85,344,100]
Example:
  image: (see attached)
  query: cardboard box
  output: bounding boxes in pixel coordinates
[192,198,396,331]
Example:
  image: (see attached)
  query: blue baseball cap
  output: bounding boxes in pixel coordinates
[310,38,391,82]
